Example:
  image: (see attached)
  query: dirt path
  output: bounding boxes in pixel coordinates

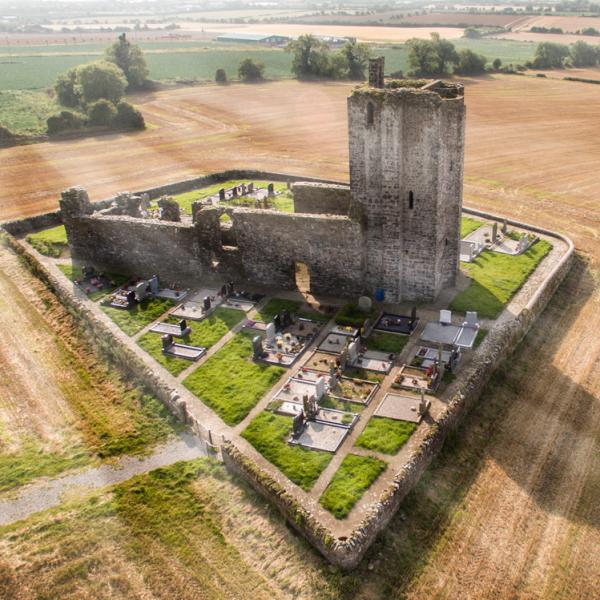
[0,432,207,526]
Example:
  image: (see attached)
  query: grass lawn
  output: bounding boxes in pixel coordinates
[58,263,129,301]
[474,328,488,348]
[169,181,289,215]
[343,367,385,383]
[101,297,174,336]
[0,90,59,135]
[137,308,244,376]
[367,332,410,354]
[183,333,285,425]
[241,411,332,491]
[319,394,366,414]
[319,454,387,519]
[335,303,379,328]
[254,297,331,323]
[450,239,552,319]
[460,216,484,238]
[26,224,68,257]
[355,416,417,455]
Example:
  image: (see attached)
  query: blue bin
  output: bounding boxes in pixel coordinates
[374,288,385,302]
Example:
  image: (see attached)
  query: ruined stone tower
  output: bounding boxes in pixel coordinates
[348,59,466,302]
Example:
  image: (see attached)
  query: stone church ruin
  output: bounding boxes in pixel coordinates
[60,58,466,303]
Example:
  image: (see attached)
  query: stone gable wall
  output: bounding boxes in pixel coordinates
[292,182,352,215]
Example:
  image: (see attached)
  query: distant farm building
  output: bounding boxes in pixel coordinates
[215,32,290,45]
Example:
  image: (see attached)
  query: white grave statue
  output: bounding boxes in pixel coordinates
[440,309,452,325]
[358,296,372,313]
[265,322,276,345]
[347,340,359,364]
[315,376,326,400]
[149,275,159,295]
[135,280,149,302]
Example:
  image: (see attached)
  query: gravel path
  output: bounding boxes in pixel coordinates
[0,432,208,526]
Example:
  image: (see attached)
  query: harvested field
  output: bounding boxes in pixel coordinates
[1,71,600,597]
[492,30,600,44]
[515,14,600,33]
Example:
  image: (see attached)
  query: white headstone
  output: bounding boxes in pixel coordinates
[265,322,276,345]
[358,296,372,312]
[315,377,326,400]
[440,309,452,325]
[135,281,149,302]
[348,340,359,363]
[465,311,479,328]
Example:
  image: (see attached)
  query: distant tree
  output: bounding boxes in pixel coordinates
[341,39,371,80]
[532,42,569,69]
[286,34,332,79]
[105,33,149,89]
[47,110,86,135]
[76,60,127,104]
[569,40,599,66]
[463,26,482,39]
[492,57,502,70]
[54,69,80,107]
[215,68,227,84]
[114,101,145,129]
[455,49,487,75]
[238,58,265,82]
[430,33,459,74]
[406,37,440,75]
[581,27,600,36]
[87,99,117,126]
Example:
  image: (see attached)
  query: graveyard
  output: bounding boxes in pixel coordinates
[1,62,574,570]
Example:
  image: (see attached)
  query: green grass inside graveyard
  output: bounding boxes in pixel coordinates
[57,263,129,302]
[241,411,332,491]
[474,328,488,348]
[343,367,385,383]
[319,394,365,414]
[367,331,410,354]
[137,308,245,376]
[169,180,289,215]
[319,454,387,519]
[450,239,552,319]
[25,224,68,258]
[335,303,379,328]
[460,216,484,238]
[101,297,175,336]
[183,332,285,426]
[355,416,418,455]
[254,297,330,323]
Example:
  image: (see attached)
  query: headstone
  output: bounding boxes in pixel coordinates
[203,296,211,312]
[248,182,254,193]
[339,347,349,371]
[302,394,318,420]
[161,334,173,351]
[149,274,159,295]
[358,296,372,312]
[82,265,95,279]
[440,309,452,325]
[347,340,359,364]
[265,321,276,345]
[267,183,274,197]
[492,222,498,242]
[281,309,292,328]
[411,306,417,321]
[315,376,326,400]
[361,318,371,338]
[502,219,508,234]
[228,281,235,294]
[135,280,149,302]
[219,284,227,297]
[232,186,238,198]
[465,311,478,328]
[157,196,181,222]
[292,410,304,438]
[179,319,188,333]
[140,193,151,211]
[252,335,263,359]
[126,290,136,308]
[219,188,225,202]
[273,313,282,332]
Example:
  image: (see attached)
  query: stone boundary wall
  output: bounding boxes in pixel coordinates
[219,211,574,570]
[0,230,218,454]
[292,182,352,215]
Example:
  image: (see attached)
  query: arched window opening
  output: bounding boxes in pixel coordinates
[408,191,414,210]
[367,102,374,126]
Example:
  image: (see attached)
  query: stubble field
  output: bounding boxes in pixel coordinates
[0,72,599,598]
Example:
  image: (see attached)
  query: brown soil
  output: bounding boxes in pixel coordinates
[0,74,599,597]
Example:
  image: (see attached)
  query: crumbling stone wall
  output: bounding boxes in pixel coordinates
[231,209,363,296]
[292,182,352,215]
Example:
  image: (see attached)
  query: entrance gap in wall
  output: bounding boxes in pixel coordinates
[294,261,311,296]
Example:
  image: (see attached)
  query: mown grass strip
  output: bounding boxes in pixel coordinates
[26,225,68,257]
[101,297,174,336]
[355,416,417,455]
[320,454,387,519]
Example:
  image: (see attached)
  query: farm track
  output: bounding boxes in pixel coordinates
[0,73,599,597]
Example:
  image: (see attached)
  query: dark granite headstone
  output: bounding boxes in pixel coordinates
[126,290,136,308]
[161,334,173,351]
[203,296,211,311]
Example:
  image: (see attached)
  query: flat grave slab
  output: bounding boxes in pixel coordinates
[420,322,461,346]
[243,319,268,332]
[374,392,424,423]
[224,297,257,312]
[285,318,323,339]
[149,322,191,337]
[188,288,221,303]
[374,313,419,335]
[276,402,356,428]
[330,325,359,337]
[304,351,339,372]
[293,369,324,383]
[156,288,188,301]
[163,343,206,361]
[394,365,436,392]
[455,327,478,349]
[414,346,453,368]
[274,379,321,402]
[259,350,297,367]
[290,421,349,453]
[318,332,349,355]
[352,349,393,373]
[171,301,209,321]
